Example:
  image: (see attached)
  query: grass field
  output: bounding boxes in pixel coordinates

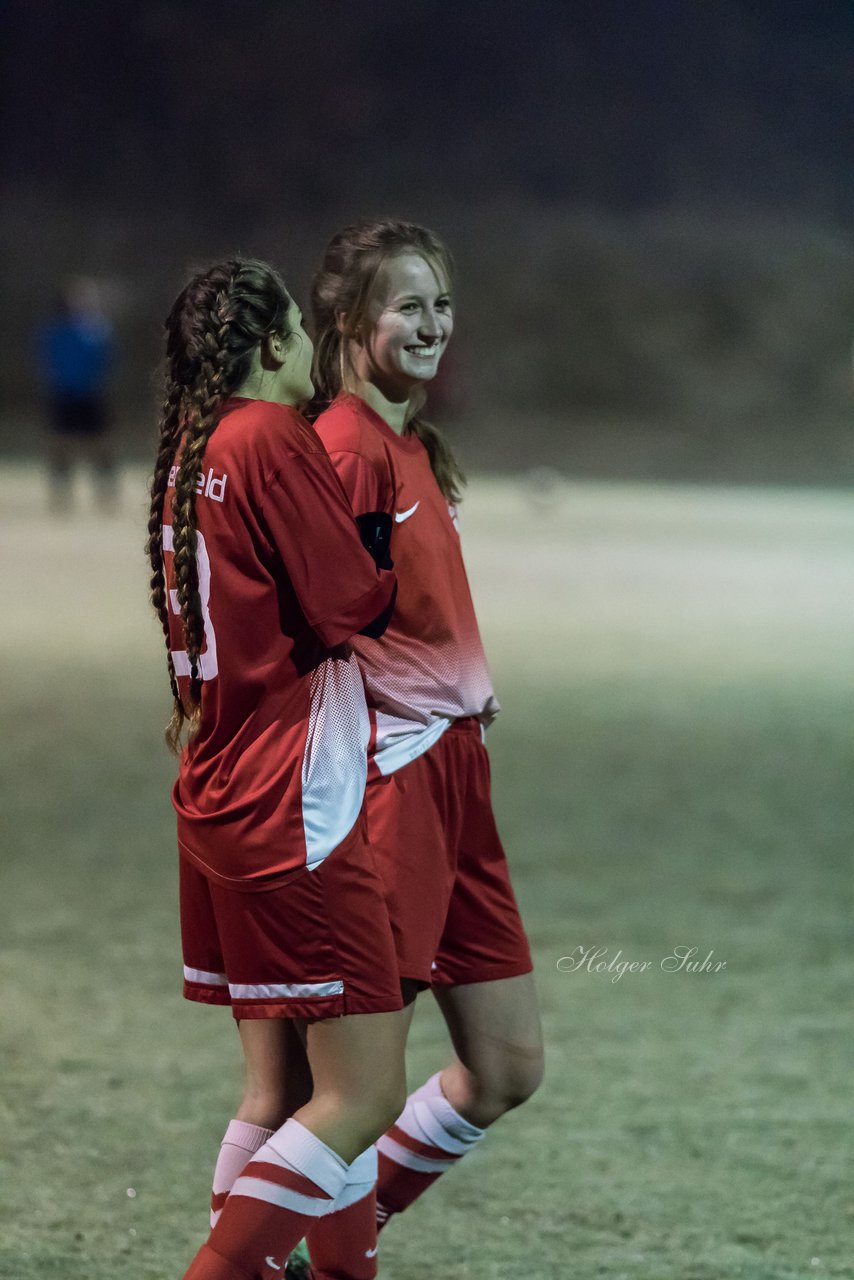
[1,462,852,1280]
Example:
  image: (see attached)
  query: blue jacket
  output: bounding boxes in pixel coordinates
[38,314,114,395]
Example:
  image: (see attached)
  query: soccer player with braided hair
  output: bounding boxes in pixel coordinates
[275,221,545,1277]
[147,258,415,1280]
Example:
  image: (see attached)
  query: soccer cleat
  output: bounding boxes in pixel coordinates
[284,1238,312,1279]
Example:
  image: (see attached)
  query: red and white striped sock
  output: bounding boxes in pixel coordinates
[306,1146,378,1279]
[183,1118,347,1280]
[211,1120,274,1228]
[375,1072,485,1229]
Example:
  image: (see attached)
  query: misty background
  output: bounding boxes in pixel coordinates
[2,0,852,481]
[3,10,854,1274]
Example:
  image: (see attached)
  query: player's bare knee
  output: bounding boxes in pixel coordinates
[237,1084,291,1131]
[505,1050,545,1108]
[349,1102,402,1152]
[359,1081,407,1141]
[310,1078,405,1149]
[476,1048,544,1116]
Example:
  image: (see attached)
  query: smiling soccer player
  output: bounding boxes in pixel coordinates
[292,220,545,1278]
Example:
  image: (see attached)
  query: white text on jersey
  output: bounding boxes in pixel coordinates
[168,464,228,502]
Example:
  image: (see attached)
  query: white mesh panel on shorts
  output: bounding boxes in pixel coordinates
[301,651,370,870]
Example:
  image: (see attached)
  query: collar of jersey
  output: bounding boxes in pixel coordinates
[336,393,423,452]
[222,396,304,422]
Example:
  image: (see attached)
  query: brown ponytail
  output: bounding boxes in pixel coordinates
[404,413,466,506]
[147,258,293,753]
[309,218,466,504]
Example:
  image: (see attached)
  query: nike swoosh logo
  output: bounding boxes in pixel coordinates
[265,1259,283,1272]
[394,501,420,523]
[365,1247,378,1258]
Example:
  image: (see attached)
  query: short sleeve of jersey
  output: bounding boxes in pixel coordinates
[260,450,394,649]
[324,448,391,519]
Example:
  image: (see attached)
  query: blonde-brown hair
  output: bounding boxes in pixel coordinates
[146,257,293,753]
[309,218,466,504]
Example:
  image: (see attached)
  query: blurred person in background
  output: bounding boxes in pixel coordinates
[36,276,118,513]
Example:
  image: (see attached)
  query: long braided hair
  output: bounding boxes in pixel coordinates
[309,218,466,504]
[146,258,293,753]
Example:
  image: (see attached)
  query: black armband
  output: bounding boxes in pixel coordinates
[355,511,393,570]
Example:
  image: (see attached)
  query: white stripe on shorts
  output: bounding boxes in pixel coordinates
[375,1133,457,1174]
[183,966,228,986]
[228,980,344,1001]
[229,1175,332,1217]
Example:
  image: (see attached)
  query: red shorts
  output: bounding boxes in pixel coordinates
[365,718,533,988]
[179,817,404,1020]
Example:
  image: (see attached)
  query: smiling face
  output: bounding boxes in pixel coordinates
[352,252,454,399]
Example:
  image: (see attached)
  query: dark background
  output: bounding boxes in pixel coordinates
[2,0,852,480]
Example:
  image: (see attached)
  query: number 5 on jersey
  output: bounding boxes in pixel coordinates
[162,525,219,679]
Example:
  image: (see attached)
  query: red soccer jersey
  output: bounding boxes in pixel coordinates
[314,393,499,775]
[162,397,395,890]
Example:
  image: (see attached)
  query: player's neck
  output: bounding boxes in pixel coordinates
[350,379,409,435]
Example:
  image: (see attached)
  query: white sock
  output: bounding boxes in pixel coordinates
[210,1117,274,1228]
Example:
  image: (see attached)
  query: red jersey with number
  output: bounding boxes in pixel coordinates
[162,397,395,890]
[314,393,499,775]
